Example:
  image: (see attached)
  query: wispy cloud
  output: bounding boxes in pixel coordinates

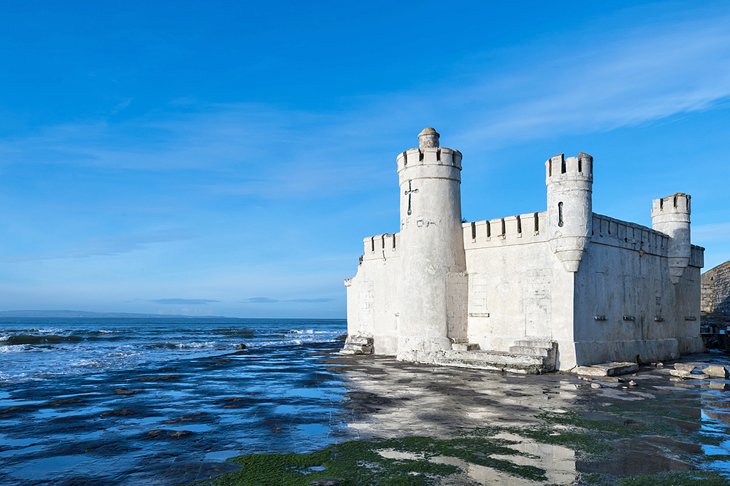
[439,11,730,148]
[149,298,219,305]
[694,222,730,244]
[6,228,190,262]
[241,296,333,304]
[2,10,729,195]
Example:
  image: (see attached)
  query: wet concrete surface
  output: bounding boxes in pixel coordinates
[1,341,729,485]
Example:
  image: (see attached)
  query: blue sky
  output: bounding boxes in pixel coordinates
[0,1,729,318]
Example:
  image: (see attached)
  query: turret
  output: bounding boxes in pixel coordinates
[546,153,593,272]
[395,128,466,360]
[652,193,691,284]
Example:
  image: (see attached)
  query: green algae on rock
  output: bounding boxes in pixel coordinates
[210,432,546,485]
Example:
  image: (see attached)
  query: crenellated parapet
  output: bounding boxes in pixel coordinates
[462,212,548,249]
[591,213,669,256]
[396,147,463,171]
[361,233,400,261]
[545,152,593,183]
[651,193,692,284]
[395,147,462,186]
[546,153,593,272]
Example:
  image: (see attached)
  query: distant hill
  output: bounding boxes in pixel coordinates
[0,310,226,319]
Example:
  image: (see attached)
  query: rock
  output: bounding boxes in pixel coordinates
[670,369,709,380]
[671,362,727,377]
[674,362,704,373]
[704,365,729,378]
[100,408,134,417]
[656,362,664,368]
[139,374,181,382]
[146,429,192,439]
[170,430,192,439]
[574,362,639,377]
[590,382,602,389]
[310,479,341,486]
[234,343,247,350]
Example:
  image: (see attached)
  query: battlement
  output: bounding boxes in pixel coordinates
[545,153,593,183]
[396,147,462,172]
[651,193,691,216]
[362,233,400,261]
[463,211,548,249]
[690,245,704,268]
[591,213,669,256]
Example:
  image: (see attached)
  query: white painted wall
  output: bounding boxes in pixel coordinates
[462,212,577,368]
[572,214,704,366]
[345,233,400,355]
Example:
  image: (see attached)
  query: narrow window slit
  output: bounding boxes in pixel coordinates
[558,202,564,227]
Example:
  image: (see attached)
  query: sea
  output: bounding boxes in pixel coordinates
[0,317,348,485]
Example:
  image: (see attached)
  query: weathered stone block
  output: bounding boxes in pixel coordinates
[573,362,638,377]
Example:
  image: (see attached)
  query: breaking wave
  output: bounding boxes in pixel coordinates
[146,341,220,350]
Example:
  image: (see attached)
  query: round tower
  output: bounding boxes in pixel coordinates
[651,193,691,284]
[546,152,593,272]
[395,128,466,361]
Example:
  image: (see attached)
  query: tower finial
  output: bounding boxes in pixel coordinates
[418,127,440,149]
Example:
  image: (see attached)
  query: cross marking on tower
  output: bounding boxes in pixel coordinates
[404,180,418,215]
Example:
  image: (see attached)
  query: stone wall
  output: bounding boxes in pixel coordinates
[702,261,730,315]
[345,233,401,355]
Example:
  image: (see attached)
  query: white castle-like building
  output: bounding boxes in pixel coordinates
[342,128,705,373]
